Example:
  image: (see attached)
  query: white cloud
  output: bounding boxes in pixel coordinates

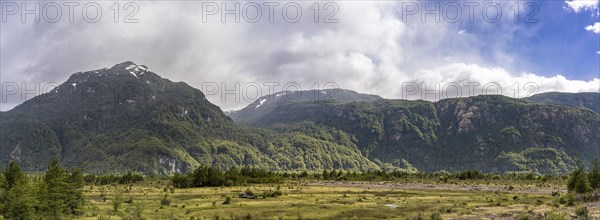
[565,0,599,13]
[394,63,599,101]
[1,1,598,111]
[585,22,600,33]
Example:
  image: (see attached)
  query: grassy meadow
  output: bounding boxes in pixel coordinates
[79,179,599,220]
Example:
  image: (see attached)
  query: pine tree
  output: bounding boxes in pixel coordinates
[65,168,85,215]
[568,166,590,193]
[3,160,25,191]
[575,174,591,193]
[0,172,5,212]
[4,177,36,220]
[588,159,600,190]
[42,158,69,219]
[1,161,36,220]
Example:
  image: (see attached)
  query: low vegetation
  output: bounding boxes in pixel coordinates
[2,160,600,219]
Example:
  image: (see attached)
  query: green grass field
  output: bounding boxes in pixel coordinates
[78,180,599,220]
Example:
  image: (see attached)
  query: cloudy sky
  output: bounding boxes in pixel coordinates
[1,0,599,111]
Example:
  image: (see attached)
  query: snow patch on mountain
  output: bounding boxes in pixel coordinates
[126,64,149,78]
[255,99,267,109]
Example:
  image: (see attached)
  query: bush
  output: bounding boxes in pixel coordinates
[575,206,588,217]
[223,196,232,204]
[430,212,443,220]
[244,188,254,197]
[564,193,576,206]
[113,191,123,212]
[160,194,171,206]
[516,214,530,220]
[544,211,567,220]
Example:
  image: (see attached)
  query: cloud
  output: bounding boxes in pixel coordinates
[564,0,599,13]
[1,1,598,111]
[585,22,600,33]
[402,63,599,101]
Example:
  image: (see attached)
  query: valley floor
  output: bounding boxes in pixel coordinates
[78,180,599,220]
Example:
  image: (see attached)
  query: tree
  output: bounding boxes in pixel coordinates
[568,167,590,193]
[41,158,69,219]
[4,176,36,220]
[112,190,123,212]
[2,160,26,191]
[322,170,329,180]
[65,168,85,215]
[172,173,191,188]
[588,159,600,190]
[1,161,36,219]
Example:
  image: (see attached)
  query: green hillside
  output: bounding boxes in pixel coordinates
[1,62,598,175]
[0,62,378,174]
[524,92,600,114]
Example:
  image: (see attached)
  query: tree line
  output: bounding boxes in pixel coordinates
[0,159,84,220]
[171,165,283,188]
[83,171,144,185]
[171,165,573,189]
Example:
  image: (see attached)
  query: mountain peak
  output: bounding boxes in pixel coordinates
[66,62,153,84]
[112,61,138,68]
[229,88,382,124]
[110,61,150,78]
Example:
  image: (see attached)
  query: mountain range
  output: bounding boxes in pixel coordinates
[1,62,598,175]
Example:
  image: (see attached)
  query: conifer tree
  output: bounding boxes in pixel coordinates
[42,159,69,219]
[1,161,35,219]
[65,168,85,215]
[588,159,600,190]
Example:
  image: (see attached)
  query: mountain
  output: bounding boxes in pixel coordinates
[241,94,600,174]
[524,92,600,114]
[0,62,379,174]
[2,62,598,175]
[228,89,382,124]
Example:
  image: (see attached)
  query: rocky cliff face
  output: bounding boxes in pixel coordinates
[251,95,600,173]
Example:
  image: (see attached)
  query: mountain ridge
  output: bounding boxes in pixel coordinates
[1,62,598,175]
[0,62,381,174]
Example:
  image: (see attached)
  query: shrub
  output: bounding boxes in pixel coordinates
[545,211,567,220]
[160,194,171,206]
[575,206,588,217]
[244,188,255,196]
[516,214,530,220]
[430,212,443,220]
[113,191,123,212]
[223,196,232,204]
[564,193,576,206]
